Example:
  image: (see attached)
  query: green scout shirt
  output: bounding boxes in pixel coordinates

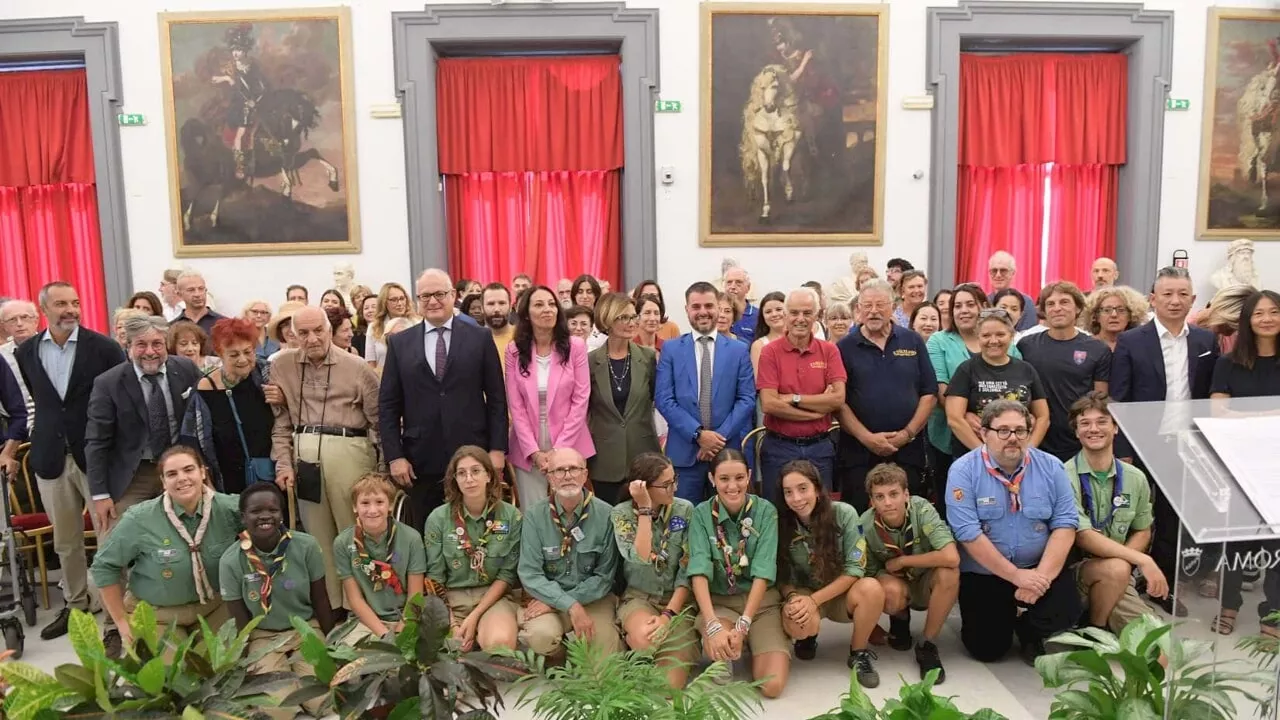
[610,498,694,597]
[424,500,522,589]
[333,521,427,622]
[859,496,955,578]
[517,493,618,612]
[218,531,325,631]
[785,501,869,589]
[687,494,778,596]
[1066,454,1152,548]
[90,492,242,608]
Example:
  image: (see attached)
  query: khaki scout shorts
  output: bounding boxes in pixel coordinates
[444,585,521,626]
[695,588,791,657]
[616,587,699,662]
[794,587,854,623]
[876,570,934,611]
[1074,559,1149,634]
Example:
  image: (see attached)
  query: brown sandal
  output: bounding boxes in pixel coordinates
[1211,610,1238,635]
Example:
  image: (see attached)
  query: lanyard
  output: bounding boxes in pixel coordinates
[1078,459,1124,531]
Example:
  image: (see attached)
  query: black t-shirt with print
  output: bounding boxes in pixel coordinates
[947,356,1046,419]
[1017,331,1112,459]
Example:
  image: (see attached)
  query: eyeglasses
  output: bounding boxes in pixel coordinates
[650,480,675,491]
[985,427,1030,439]
[615,314,638,324]
[1,314,36,324]
[978,308,1011,320]
[417,291,451,304]
[1098,307,1130,316]
[455,467,489,479]
[549,466,586,479]
[989,268,1012,276]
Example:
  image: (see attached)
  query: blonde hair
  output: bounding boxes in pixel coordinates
[240,299,271,317]
[349,473,397,506]
[114,307,149,327]
[594,292,637,335]
[371,282,417,343]
[1086,285,1148,335]
[1201,284,1256,335]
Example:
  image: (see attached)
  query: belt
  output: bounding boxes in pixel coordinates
[767,430,831,446]
[295,425,368,438]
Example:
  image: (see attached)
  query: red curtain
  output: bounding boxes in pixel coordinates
[436,56,623,287]
[1046,164,1118,288]
[955,165,1047,290]
[0,69,107,331]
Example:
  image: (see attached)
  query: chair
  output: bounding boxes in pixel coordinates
[740,421,843,500]
[7,443,97,609]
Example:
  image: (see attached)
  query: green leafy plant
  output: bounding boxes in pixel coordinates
[1036,613,1275,719]
[1235,611,1280,718]
[809,667,1007,720]
[0,602,296,720]
[507,625,762,720]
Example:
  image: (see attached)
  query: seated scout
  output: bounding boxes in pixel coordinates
[611,452,698,688]
[518,447,622,658]
[777,460,885,688]
[91,446,242,655]
[424,446,523,652]
[1066,392,1166,633]
[689,450,790,699]
[334,473,427,643]
[220,482,333,720]
[946,399,1081,665]
[860,462,959,683]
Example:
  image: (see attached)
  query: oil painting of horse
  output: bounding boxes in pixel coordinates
[161,8,360,256]
[701,4,887,247]
[1197,8,1280,240]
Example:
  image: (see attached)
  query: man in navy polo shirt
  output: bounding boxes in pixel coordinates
[836,280,937,509]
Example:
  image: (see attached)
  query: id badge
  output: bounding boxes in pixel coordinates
[570,527,585,542]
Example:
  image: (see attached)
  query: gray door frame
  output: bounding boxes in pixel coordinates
[926,1,1173,294]
[392,3,660,287]
[0,17,130,314]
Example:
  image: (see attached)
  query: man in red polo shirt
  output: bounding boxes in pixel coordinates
[756,287,847,501]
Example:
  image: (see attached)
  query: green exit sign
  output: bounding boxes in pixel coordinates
[655,100,682,113]
[117,113,146,126]
[1166,98,1190,111]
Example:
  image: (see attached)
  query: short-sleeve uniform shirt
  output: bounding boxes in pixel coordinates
[424,501,522,589]
[860,496,955,578]
[783,501,867,590]
[611,498,695,597]
[1065,454,1152,548]
[219,531,326,631]
[333,521,427,622]
[687,494,778,596]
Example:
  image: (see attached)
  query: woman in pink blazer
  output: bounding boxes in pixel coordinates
[505,285,595,509]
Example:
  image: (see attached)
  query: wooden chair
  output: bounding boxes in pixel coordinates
[7,443,97,609]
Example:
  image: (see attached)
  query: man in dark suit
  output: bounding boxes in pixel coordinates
[14,282,125,640]
[84,314,200,652]
[1109,265,1218,616]
[656,281,756,502]
[381,269,507,526]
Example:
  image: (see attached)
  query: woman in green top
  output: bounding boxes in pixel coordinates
[91,446,242,653]
[424,446,523,652]
[776,460,886,688]
[220,483,333,720]
[610,452,698,688]
[688,450,790,698]
[334,473,427,644]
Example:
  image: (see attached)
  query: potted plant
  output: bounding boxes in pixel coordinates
[1035,613,1275,719]
[1236,611,1279,719]
[809,667,1008,720]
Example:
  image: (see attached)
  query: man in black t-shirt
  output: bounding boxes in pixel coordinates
[1018,282,1111,461]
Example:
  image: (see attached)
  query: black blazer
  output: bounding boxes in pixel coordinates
[379,320,507,477]
[84,356,201,500]
[1109,322,1218,402]
[14,328,125,480]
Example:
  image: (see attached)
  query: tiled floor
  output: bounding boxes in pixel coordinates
[9,577,1274,719]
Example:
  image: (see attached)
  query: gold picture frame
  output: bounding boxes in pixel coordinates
[1195,7,1280,241]
[700,3,888,247]
[160,7,361,257]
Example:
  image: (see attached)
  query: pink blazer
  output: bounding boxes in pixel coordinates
[505,336,595,470]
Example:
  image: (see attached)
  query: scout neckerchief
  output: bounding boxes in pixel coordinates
[162,486,217,604]
[239,529,292,613]
[551,491,594,556]
[453,502,497,582]
[980,445,1029,512]
[790,521,818,586]
[354,520,403,595]
[648,503,676,570]
[874,511,915,558]
[1076,456,1125,532]
[712,496,754,593]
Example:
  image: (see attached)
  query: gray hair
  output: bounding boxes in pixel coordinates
[0,299,37,320]
[988,251,1017,272]
[856,279,894,303]
[1152,265,1192,290]
[825,302,853,320]
[175,269,205,287]
[37,281,74,311]
[123,315,169,346]
[785,287,821,311]
[981,399,1031,429]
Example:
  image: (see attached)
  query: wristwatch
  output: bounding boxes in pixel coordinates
[790,394,802,408]
[693,426,704,443]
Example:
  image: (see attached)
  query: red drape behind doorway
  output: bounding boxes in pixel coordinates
[0,69,107,331]
[436,56,622,288]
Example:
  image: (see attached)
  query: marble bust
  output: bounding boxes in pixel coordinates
[828,252,871,305]
[332,261,357,310]
[1209,239,1261,293]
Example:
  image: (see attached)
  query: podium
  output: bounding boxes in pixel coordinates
[1112,397,1280,717]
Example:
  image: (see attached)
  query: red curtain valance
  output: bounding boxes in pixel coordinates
[959,53,1127,167]
[0,69,95,187]
[436,56,623,173]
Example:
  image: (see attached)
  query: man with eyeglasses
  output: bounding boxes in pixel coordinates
[380,269,507,528]
[517,447,621,661]
[986,252,1037,333]
[0,300,39,426]
[945,399,1080,666]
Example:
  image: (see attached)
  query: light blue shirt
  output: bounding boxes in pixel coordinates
[945,446,1078,574]
[132,362,176,456]
[38,326,79,400]
[423,317,453,376]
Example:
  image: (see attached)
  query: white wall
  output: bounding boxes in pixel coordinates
[2,0,1275,315]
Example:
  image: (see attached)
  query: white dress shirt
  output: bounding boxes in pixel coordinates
[1157,320,1191,402]
[423,317,454,376]
[692,330,718,392]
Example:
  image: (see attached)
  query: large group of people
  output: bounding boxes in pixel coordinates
[0,250,1276,713]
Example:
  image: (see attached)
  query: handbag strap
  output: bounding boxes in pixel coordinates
[225,383,255,465]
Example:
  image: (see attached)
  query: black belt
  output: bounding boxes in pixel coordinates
[767,430,831,446]
[295,425,368,438]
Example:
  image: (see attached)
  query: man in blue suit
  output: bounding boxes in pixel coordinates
[656,281,756,502]
[1109,265,1218,616]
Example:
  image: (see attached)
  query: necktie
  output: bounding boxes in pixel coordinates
[433,326,448,381]
[698,335,713,428]
[143,373,170,458]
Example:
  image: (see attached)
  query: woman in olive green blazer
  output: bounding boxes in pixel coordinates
[587,293,660,505]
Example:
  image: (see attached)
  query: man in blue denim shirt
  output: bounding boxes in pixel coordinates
[946,399,1080,665]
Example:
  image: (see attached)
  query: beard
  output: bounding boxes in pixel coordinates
[486,313,509,330]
